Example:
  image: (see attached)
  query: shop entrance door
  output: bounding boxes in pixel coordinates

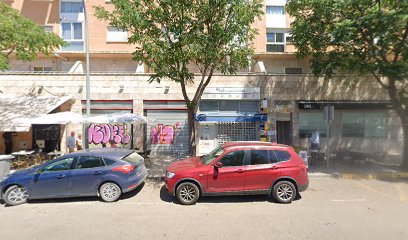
[276,121,291,146]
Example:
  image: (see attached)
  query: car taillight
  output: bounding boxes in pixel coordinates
[113,165,134,174]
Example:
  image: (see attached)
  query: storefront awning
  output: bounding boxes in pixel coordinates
[0,95,74,132]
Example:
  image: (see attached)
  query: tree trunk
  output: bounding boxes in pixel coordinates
[401,116,408,171]
[187,107,197,157]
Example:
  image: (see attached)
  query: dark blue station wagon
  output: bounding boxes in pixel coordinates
[0,148,147,206]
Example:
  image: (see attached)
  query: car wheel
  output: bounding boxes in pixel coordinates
[272,181,296,204]
[176,182,200,205]
[99,182,122,202]
[3,185,29,206]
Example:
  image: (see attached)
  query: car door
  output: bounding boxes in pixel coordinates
[207,150,246,193]
[69,156,107,196]
[29,157,75,198]
[244,149,277,191]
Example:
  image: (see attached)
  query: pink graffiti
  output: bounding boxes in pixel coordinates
[151,122,180,144]
[88,124,131,145]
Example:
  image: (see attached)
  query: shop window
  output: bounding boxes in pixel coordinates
[199,100,259,114]
[342,112,386,138]
[34,67,53,72]
[298,112,326,138]
[219,100,239,113]
[285,68,302,74]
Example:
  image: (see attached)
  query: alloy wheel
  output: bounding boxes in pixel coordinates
[179,185,197,203]
[100,183,121,202]
[276,183,294,201]
[7,187,29,205]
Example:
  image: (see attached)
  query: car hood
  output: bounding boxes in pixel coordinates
[166,156,203,172]
[6,165,40,178]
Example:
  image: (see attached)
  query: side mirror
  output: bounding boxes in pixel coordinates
[214,162,223,168]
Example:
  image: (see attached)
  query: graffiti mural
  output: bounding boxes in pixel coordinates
[88,124,131,145]
[151,122,181,144]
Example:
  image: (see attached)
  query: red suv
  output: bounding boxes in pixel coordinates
[165,141,308,205]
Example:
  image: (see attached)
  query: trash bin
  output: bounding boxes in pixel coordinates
[0,155,14,181]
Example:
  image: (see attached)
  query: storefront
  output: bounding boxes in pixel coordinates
[143,100,190,155]
[297,100,399,164]
[196,87,266,155]
[0,95,73,154]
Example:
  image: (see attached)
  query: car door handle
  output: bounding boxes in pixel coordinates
[270,166,280,170]
[57,175,65,179]
[237,169,244,174]
[93,171,102,175]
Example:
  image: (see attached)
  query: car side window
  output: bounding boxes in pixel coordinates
[274,150,291,162]
[268,150,279,163]
[43,158,74,172]
[75,156,104,169]
[103,158,116,166]
[219,151,245,167]
[250,150,269,165]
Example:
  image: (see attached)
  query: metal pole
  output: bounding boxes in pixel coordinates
[83,0,91,149]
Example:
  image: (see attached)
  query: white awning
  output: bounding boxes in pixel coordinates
[0,95,74,132]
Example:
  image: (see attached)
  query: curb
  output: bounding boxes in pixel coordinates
[332,172,408,180]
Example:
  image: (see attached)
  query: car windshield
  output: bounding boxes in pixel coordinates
[201,146,224,165]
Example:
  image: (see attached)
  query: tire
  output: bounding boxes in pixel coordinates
[3,185,29,206]
[272,181,297,204]
[99,182,122,202]
[176,182,200,205]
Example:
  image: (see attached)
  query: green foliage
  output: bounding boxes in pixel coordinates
[95,0,263,86]
[286,0,407,81]
[0,2,66,70]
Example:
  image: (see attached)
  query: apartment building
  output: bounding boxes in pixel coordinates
[0,0,402,165]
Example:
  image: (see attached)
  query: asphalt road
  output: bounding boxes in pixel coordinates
[1,177,408,240]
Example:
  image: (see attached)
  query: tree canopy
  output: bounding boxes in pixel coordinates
[96,0,263,154]
[0,2,66,70]
[287,0,408,169]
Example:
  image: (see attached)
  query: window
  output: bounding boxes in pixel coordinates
[41,26,53,33]
[266,32,285,53]
[61,22,83,51]
[75,156,104,169]
[104,158,116,166]
[43,158,74,172]
[273,150,291,162]
[199,100,259,114]
[219,100,239,113]
[285,68,303,74]
[298,112,326,138]
[342,112,386,138]
[250,150,269,165]
[122,152,144,164]
[34,67,53,72]
[107,26,128,42]
[266,6,285,15]
[219,151,245,167]
[61,2,83,13]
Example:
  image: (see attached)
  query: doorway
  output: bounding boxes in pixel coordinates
[276,121,291,146]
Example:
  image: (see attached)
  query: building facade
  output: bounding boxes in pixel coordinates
[0,0,403,165]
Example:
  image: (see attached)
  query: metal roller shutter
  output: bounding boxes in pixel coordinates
[145,110,190,154]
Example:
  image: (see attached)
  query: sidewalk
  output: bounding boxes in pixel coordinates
[145,155,408,181]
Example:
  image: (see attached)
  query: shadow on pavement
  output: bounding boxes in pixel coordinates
[159,184,302,205]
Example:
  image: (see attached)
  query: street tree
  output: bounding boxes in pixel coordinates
[286,0,408,169]
[95,0,263,155]
[0,2,66,71]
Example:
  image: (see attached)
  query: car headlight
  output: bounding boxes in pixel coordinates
[166,171,175,179]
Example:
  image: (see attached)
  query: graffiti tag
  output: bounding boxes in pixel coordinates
[88,124,131,144]
[151,122,181,144]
